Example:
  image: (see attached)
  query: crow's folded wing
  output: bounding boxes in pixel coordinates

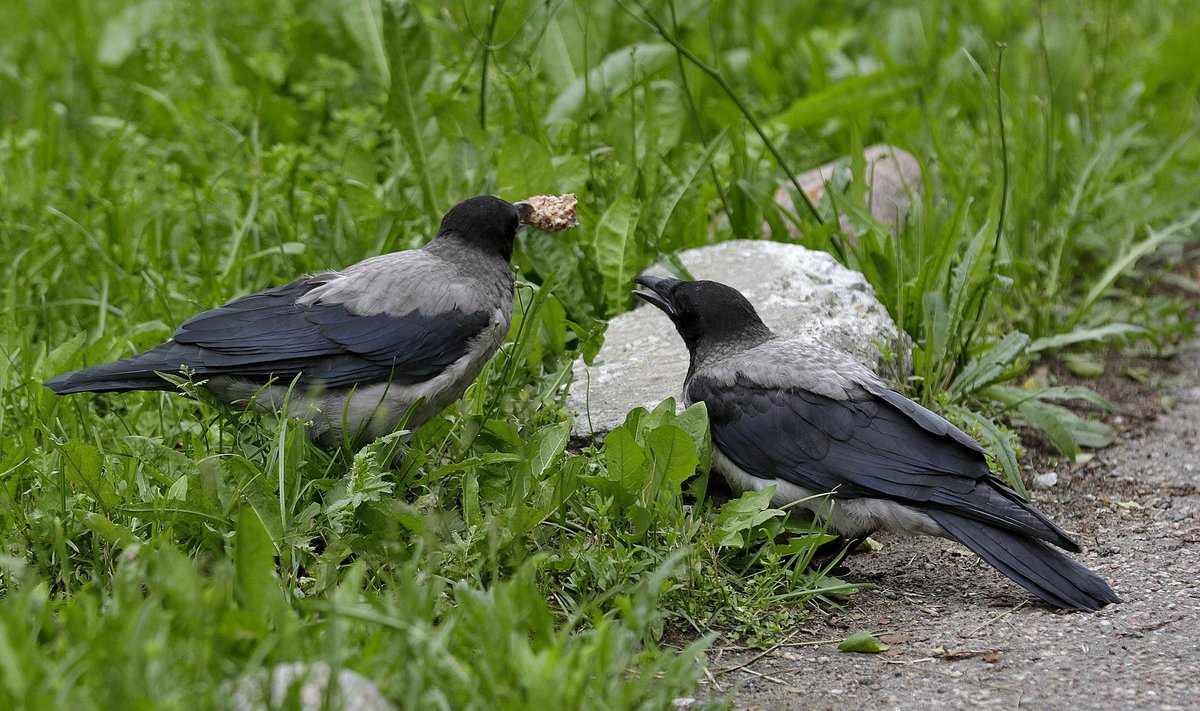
[688,372,1075,547]
[168,276,493,387]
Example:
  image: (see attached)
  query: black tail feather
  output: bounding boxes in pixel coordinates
[44,347,184,395]
[929,510,1120,611]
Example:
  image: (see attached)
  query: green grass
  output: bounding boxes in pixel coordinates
[2,0,1198,708]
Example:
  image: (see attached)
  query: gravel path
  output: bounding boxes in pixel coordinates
[699,336,1200,710]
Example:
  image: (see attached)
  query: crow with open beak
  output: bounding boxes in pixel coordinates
[47,196,542,445]
[634,275,1119,611]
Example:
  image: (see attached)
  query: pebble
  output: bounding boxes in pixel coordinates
[226,663,395,711]
[1033,472,1059,489]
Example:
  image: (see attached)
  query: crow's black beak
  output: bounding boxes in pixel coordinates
[512,201,533,228]
[633,275,680,316]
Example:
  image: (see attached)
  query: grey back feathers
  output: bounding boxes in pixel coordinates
[635,276,1119,611]
[45,195,525,445]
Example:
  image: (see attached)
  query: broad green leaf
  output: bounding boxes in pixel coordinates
[77,511,139,547]
[1015,400,1080,459]
[1029,401,1114,450]
[948,331,1031,399]
[651,129,729,242]
[1028,385,1112,410]
[1062,351,1106,377]
[593,197,643,314]
[711,487,785,548]
[423,453,525,484]
[45,331,86,374]
[1069,209,1200,328]
[989,385,1114,458]
[118,503,227,526]
[775,533,841,557]
[539,12,577,88]
[945,222,995,356]
[636,398,680,438]
[61,442,118,511]
[383,0,435,211]
[774,67,921,129]
[603,426,648,496]
[627,504,654,539]
[484,419,523,448]
[499,0,540,41]
[235,505,287,625]
[545,43,675,126]
[1029,323,1146,352]
[672,401,712,472]
[124,436,199,485]
[922,291,950,369]
[528,421,572,481]
[336,0,390,83]
[645,424,700,491]
[166,475,188,501]
[463,472,482,527]
[619,407,648,436]
[838,630,890,653]
[985,384,1112,412]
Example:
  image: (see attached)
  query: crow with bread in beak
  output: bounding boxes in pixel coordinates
[633,275,1119,611]
[46,195,573,446]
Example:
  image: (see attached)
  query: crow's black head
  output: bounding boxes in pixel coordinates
[435,195,531,262]
[633,276,774,357]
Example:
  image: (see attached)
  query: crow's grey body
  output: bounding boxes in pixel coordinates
[202,245,514,443]
[46,196,527,445]
[635,276,1119,611]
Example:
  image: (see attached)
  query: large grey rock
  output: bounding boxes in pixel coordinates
[568,241,904,436]
[772,144,923,239]
[227,662,395,711]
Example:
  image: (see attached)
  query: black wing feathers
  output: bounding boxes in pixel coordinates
[45,276,491,393]
[172,277,338,357]
[691,373,1077,549]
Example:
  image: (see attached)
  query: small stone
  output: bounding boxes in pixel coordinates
[672,698,697,709]
[226,662,395,711]
[1033,472,1059,489]
[772,144,923,239]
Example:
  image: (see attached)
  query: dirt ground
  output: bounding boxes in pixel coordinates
[694,335,1200,710]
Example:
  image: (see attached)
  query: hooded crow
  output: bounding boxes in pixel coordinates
[46,195,543,445]
[634,275,1119,611]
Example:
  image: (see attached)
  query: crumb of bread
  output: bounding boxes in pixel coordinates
[523,193,578,232]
